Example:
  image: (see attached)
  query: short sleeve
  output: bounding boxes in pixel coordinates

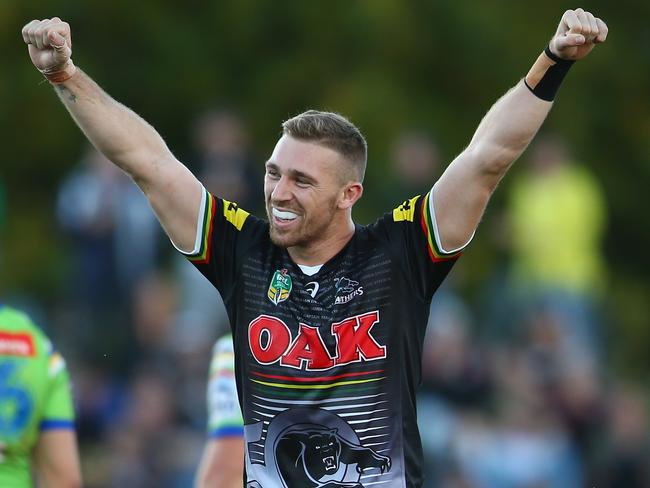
[370,190,471,301]
[206,336,244,439]
[39,349,75,431]
[174,187,267,301]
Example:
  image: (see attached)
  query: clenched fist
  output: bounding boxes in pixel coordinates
[22,17,76,83]
[550,8,608,60]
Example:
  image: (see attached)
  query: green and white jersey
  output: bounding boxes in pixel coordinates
[0,305,75,487]
[207,335,243,439]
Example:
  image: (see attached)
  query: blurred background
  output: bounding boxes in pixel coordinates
[1,0,649,486]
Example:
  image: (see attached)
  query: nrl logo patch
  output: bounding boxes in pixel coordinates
[268,269,293,305]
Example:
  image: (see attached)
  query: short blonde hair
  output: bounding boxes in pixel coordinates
[282,110,367,182]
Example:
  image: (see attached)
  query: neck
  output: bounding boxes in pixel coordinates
[288,219,355,266]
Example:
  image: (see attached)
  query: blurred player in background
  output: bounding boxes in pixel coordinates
[195,334,244,488]
[0,305,81,487]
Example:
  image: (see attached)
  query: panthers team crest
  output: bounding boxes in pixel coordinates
[244,407,392,487]
[267,269,293,305]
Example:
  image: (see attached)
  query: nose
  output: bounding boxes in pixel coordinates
[270,175,292,202]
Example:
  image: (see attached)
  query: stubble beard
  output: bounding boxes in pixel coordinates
[266,201,337,250]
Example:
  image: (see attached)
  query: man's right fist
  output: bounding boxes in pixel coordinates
[22,17,76,83]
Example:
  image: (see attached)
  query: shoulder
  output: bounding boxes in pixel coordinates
[362,194,424,242]
[213,194,267,234]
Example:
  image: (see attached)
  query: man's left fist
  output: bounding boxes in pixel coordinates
[550,8,608,61]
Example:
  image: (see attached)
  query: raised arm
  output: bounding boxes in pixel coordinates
[22,17,202,252]
[433,8,608,251]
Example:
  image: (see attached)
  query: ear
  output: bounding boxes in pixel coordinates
[338,182,363,210]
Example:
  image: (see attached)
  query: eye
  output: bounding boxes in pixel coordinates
[295,178,311,188]
[266,168,280,179]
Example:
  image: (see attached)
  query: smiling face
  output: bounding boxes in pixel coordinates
[264,135,361,253]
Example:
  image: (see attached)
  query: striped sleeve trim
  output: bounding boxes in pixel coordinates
[174,187,216,264]
[208,425,244,439]
[39,419,75,431]
[420,190,472,262]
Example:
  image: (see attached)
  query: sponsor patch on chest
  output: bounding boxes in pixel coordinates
[334,277,364,305]
[248,310,386,371]
[267,269,293,305]
[0,332,36,357]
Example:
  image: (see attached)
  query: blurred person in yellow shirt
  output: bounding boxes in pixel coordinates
[507,135,607,355]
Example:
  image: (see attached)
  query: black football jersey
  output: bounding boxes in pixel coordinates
[182,188,463,488]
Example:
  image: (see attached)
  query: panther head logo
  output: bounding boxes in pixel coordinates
[276,425,390,487]
[334,277,359,295]
[305,429,342,477]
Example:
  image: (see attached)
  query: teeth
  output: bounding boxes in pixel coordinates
[272,208,298,220]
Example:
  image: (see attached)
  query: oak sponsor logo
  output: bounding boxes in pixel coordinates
[248,310,386,371]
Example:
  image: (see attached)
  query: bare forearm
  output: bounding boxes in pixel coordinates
[34,430,82,488]
[53,68,172,185]
[51,67,203,251]
[196,440,244,488]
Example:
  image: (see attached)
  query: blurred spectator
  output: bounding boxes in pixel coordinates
[451,411,584,488]
[56,145,161,318]
[418,290,491,486]
[173,108,260,342]
[107,367,204,488]
[422,293,491,408]
[131,272,179,365]
[376,129,441,208]
[75,270,212,488]
[131,271,212,427]
[522,305,606,459]
[449,345,584,488]
[73,363,126,444]
[191,107,261,211]
[391,130,440,191]
[598,385,650,487]
[505,134,607,359]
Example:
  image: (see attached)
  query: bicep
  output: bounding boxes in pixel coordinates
[433,149,494,252]
[135,154,204,253]
[433,83,554,250]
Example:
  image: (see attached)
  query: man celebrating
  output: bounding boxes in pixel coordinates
[23,9,606,487]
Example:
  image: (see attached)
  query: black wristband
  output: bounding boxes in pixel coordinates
[524,45,575,101]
